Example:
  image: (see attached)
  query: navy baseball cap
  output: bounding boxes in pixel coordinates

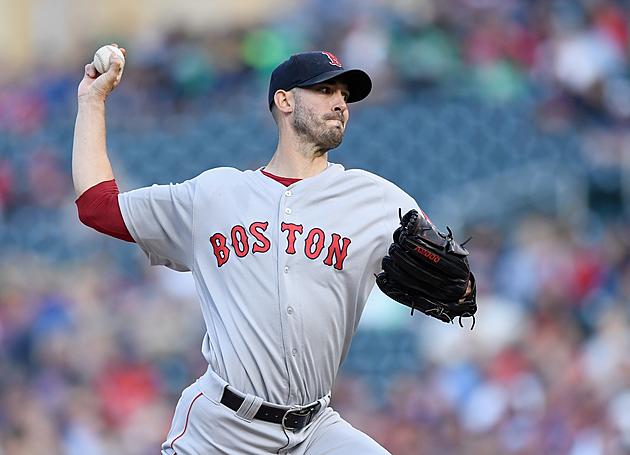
[268,51,372,110]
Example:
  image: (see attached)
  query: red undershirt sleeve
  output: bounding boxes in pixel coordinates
[75,179,135,243]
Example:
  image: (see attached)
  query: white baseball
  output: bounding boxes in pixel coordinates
[93,45,125,74]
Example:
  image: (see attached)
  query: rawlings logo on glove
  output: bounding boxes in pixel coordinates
[376,209,477,328]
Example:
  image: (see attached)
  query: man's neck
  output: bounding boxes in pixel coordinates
[265,136,329,179]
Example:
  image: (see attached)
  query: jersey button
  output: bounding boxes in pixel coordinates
[285,208,292,215]
[284,266,289,273]
[285,190,292,197]
[287,306,294,314]
[291,349,297,356]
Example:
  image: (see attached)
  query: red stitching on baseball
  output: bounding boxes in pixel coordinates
[170,392,203,454]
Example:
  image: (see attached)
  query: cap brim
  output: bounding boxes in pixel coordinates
[297,69,372,103]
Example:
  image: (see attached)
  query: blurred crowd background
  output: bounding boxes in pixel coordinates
[2,0,630,454]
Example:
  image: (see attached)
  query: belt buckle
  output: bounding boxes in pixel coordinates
[281,403,318,431]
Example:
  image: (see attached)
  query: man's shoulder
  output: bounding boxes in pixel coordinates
[344,168,390,182]
[198,166,246,179]
[343,167,418,208]
[194,166,252,185]
[343,168,406,193]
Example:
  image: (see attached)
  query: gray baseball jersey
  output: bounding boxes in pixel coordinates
[119,163,418,407]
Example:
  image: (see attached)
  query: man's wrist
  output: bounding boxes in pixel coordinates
[78,94,107,107]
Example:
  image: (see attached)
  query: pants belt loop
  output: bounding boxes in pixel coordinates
[318,392,331,412]
[235,392,263,422]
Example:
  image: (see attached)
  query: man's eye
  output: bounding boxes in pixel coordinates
[320,87,330,94]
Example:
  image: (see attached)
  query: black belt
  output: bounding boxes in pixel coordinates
[220,386,322,431]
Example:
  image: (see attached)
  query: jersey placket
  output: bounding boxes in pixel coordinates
[276,185,303,403]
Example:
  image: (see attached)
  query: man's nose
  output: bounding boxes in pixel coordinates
[332,95,347,114]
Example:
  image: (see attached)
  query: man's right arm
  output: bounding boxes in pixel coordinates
[72,45,135,242]
[72,46,196,269]
[72,45,125,197]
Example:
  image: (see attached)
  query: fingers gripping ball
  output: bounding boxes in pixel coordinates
[376,209,477,328]
[93,45,125,74]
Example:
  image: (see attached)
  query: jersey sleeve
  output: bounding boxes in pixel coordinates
[380,180,421,241]
[118,179,197,272]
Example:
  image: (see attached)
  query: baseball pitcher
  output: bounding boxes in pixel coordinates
[72,46,476,454]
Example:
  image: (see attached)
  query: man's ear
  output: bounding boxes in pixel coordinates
[273,90,294,114]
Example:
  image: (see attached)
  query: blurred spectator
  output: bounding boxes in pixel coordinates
[3,0,630,453]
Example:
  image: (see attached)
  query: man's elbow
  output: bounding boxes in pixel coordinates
[74,180,135,242]
[77,206,100,229]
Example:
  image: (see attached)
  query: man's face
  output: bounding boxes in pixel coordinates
[291,80,351,152]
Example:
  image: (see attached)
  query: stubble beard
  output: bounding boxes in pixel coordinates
[292,101,344,154]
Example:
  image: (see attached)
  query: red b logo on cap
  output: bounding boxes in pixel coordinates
[322,51,342,67]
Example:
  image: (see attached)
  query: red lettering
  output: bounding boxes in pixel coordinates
[414,246,440,263]
[281,223,303,254]
[231,225,249,258]
[249,222,270,254]
[324,234,351,270]
[304,228,325,260]
[210,233,230,267]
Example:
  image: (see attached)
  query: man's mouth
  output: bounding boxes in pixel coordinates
[324,117,344,127]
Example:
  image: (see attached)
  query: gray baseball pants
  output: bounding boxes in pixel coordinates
[161,368,390,455]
